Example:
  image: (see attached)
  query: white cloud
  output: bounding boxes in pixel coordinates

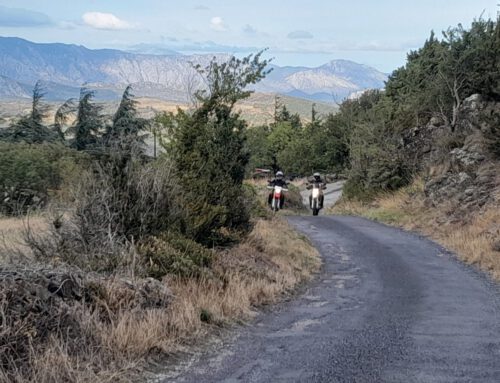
[82,12,133,30]
[210,16,227,32]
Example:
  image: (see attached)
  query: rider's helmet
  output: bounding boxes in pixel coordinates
[276,171,284,180]
[313,172,321,181]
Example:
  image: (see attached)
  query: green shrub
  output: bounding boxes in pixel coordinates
[26,156,182,272]
[166,53,270,245]
[242,182,270,219]
[0,142,83,215]
[138,231,214,279]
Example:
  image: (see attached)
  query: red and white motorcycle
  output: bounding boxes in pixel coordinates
[267,184,288,212]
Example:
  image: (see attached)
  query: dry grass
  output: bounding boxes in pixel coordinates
[0,216,48,260]
[332,179,500,280]
[0,218,320,382]
[109,218,321,355]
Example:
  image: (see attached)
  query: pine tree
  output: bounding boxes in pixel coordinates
[104,85,148,151]
[4,81,54,143]
[169,52,271,243]
[275,104,302,129]
[69,88,102,151]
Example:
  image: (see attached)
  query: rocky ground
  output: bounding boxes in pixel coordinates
[403,94,499,223]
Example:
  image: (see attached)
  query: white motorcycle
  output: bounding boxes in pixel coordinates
[308,183,326,216]
[268,185,288,212]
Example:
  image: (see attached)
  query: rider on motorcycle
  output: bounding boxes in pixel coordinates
[268,171,288,209]
[306,172,326,209]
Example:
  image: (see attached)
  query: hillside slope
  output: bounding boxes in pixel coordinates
[334,95,500,279]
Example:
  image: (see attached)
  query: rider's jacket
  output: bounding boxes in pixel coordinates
[306,177,326,189]
[268,178,288,188]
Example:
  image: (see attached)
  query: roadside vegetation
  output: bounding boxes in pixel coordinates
[245,100,349,177]
[1,10,499,382]
[0,53,320,382]
[333,179,500,280]
[332,14,500,280]
[338,16,500,199]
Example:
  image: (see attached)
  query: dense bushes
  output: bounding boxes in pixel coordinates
[245,105,349,177]
[138,231,214,278]
[164,53,271,245]
[27,156,181,272]
[340,91,412,199]
[21,53,272,277]
[0,143,84,215]
[337,15,500,199]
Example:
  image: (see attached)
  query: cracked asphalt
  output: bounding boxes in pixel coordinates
[164,215,500,382]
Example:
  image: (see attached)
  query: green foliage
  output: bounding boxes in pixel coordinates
[336,15,500,199]
[385,17,500,131]
[167,52,271,244]
[53,98,77,141]
[342,91,412,199]
[245,125,273,173]
[268,121,296,171]
[96,86,150,203]
[2,82,60,144]
[69,88,103,151]
[242,182,270,219]
[274,98,302,129]
[0,143,81,214]
[245,104,350,176]
[138,231,213,279]
[104,85,148,153]
[193,51,272,106]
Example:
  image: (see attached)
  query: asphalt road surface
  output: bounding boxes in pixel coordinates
[165,216,500,382]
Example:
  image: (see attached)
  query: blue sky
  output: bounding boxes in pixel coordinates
[0,0,498,72]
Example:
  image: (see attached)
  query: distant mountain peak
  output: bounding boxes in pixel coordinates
[0,37,387,103]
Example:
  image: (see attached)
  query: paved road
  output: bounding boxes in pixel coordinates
[165,216,500,382]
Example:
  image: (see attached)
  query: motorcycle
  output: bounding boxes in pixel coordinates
[308,182,326,216]
[267,184,288,212]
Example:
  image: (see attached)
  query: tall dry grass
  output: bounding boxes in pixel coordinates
[105,218,321,358]
[332,178,500,280]
[0,218,320,382]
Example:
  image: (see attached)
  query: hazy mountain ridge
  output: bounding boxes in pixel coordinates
[0,37,387,103]
[257,60,387,102]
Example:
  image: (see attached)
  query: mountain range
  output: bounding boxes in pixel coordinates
[0,37,387,103]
